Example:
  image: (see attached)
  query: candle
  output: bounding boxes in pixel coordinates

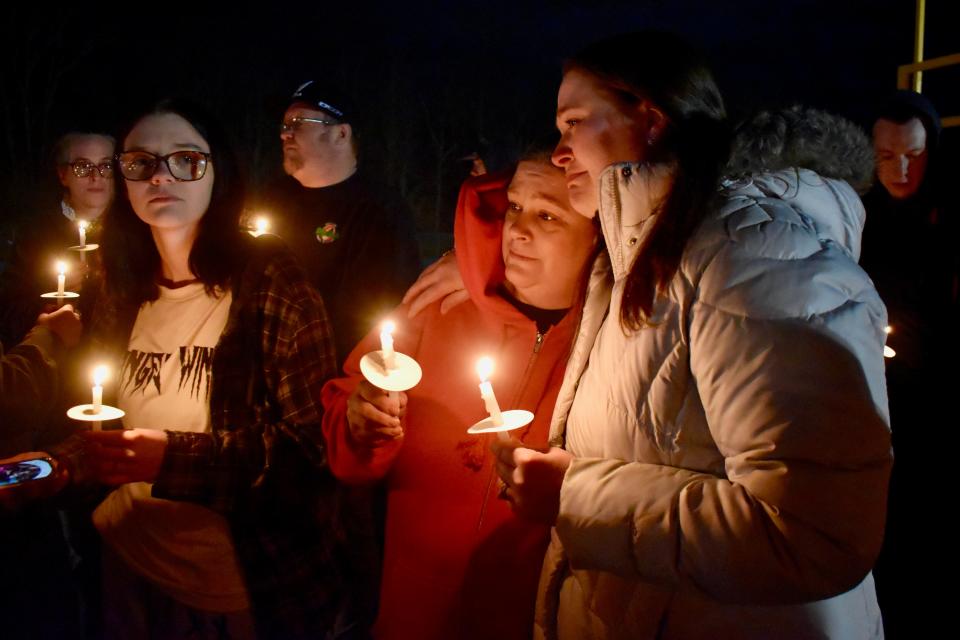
[78,220,88,248]
[476,357,504,427]
[92,365,107,430]
[380,321,397,370]
[56,261,66,296]
[883,326,894,358]
[92,365,107,414]
[248,215,271,237]
[380,320,397,371]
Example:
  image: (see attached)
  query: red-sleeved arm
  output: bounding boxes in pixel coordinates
[321,303,424,484]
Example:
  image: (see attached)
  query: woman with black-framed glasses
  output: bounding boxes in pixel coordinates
[0,132,115,346]
[42,99,351,639]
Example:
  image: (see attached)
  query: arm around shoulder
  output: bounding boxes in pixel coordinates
[320,301,427,483]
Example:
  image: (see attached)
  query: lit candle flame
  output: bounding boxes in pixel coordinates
[884,325,892,335]
[255,217,269,234]
[379,320,397,370]
[93,365,109,386]
[476,356,494,382]
[78,220,89,231]
[56,260,67,276]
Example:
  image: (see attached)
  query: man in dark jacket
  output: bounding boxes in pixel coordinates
[861,90,957,370]
[861,90,958,638]
[258,81,421,365]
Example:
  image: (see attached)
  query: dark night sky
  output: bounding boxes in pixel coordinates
[2,0,957,230]
[32,0,952,117]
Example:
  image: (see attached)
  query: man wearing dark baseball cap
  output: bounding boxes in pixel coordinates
[260,79,421,364]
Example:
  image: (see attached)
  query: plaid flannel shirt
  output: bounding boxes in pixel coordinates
[54,235,350,638]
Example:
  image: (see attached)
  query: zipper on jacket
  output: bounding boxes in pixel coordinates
[513,330,545,404]
[477,328,547,532]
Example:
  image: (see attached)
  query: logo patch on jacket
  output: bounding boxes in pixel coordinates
[315,222,339,244]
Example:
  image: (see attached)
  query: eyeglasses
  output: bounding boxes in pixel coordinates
[280,116,338,134]
[116,150,212,182]
[65,159,114,179]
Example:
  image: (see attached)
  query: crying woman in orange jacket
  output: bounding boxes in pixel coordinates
[321,153,598,640]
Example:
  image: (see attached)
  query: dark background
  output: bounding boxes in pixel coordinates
[1,0,957,247]
[0,3,956,636]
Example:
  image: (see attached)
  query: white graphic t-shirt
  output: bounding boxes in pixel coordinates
[93,283,249,613]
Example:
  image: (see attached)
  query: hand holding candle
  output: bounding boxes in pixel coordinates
[476,356,504,427]
[346,380,407,448]
[491,439,573,524]
[358,318,422,419]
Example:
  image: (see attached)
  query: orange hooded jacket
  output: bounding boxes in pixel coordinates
[321,170,582,640]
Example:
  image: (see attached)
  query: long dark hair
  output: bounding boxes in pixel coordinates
[102,99,246,306]
[566,31,729,328]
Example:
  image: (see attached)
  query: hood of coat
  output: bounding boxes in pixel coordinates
[453,168,536,327]
[720,168,867,262]
[599,164,867,275]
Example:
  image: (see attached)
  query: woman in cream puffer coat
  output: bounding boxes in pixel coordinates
[530,163,891,639]
[491,32,892,640]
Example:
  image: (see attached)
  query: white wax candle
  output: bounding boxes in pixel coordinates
[56,261,66,296]
[92,365,108,414]
[380,321,396,370]
[476,357,504,426]
[78,220,88,248]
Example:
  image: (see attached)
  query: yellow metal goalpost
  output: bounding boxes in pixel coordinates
[897,0,960,127]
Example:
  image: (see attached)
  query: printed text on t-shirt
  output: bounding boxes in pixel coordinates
[120,346,215,400]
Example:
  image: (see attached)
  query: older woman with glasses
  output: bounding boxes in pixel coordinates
[0,132,115,345]
[45,99,348,639]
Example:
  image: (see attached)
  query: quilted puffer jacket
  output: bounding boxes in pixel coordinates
[535,165,892,640]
